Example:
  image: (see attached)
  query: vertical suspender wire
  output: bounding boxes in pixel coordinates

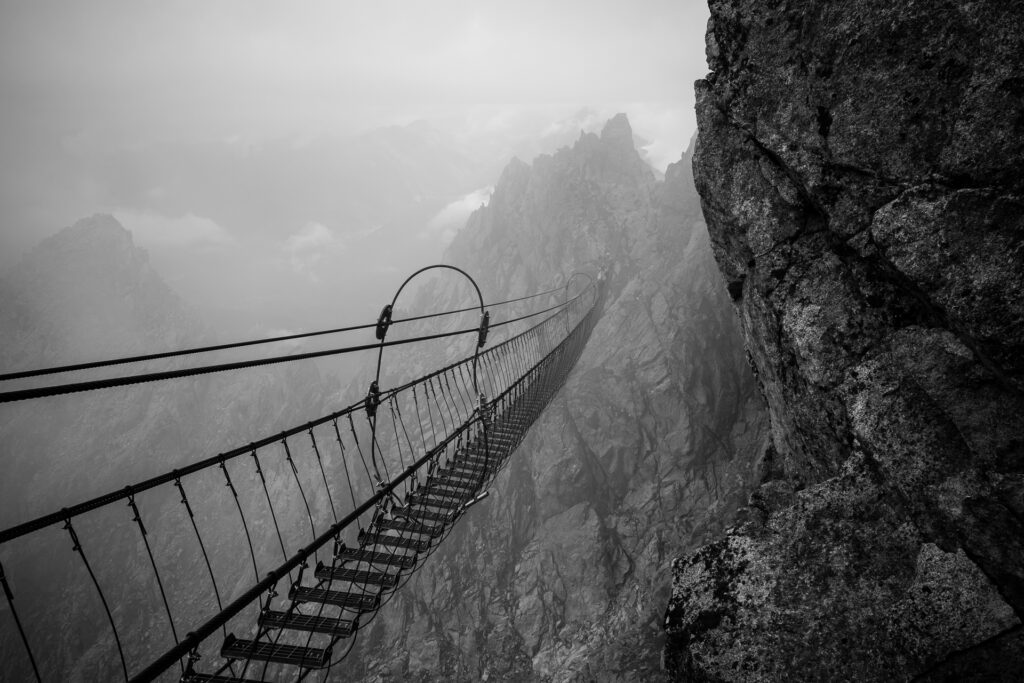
[126,492,182,674]
[64,517,129,682]
[393,399,419,469]
[496,347,511,396]
[300,431,356,660]
[419,384,439,453]
[516,335,529,381]
[489,353,505,397]
[488,350,506,396]
[220,459,270,683]
[282,438,317,546]
[480,356,497,403]
[309,429,339,525]
[489,352,504,398]
[369,264,487,489]
[488,347,506,394]
[331,420,360,532]
[0,560,42,682]
[412,385,430,454]
[369,425,392,489]
[386,399,411,502]
[347,414,374,487]
[251,450,293,584]
[220,462,260,584]
[425,379,448,447]
[387,399,409,471]
[456,364,476,416]
[174,478,230,641]
[442,371,467,425]
[505,343,519,391]
[432,377,456,438]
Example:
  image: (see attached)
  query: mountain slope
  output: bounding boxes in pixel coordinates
[341,115,767,680]
[0,215,333,681]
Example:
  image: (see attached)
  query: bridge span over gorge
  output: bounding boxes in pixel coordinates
[0,265,605,682]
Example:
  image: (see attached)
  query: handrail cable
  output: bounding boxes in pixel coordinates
[0,285,565,382]
[0,292,585,405]
[131,297,599,683]
[0,286,595,546]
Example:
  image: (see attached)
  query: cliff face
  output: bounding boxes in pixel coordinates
[666,1,1024,680]
[345,116,768,681]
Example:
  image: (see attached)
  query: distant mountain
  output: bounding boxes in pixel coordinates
[0,215,332,681]
[340,115,769,680]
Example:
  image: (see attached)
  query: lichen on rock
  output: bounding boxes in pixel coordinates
[667,0,1024,679]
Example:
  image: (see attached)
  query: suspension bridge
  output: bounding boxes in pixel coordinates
[0,266,605,682]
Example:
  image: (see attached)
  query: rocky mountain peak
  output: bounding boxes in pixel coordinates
[0,214,197,368]
[600,111,634,148]
[341,117,766,680]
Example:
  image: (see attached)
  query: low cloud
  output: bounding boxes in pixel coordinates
[113,209,234,249]
[423,186,494,244]
[284,221,342,280]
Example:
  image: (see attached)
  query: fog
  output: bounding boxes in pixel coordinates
[0,0,710,346]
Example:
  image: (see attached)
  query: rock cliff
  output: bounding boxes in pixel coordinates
[342,116,768,680]
[665,1,1024,680]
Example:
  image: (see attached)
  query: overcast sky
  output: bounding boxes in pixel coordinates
[0,1,709,143]
[0,1,711,318]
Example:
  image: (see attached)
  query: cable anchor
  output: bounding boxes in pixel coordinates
[365,380,381,419]
[375,304,393,340]
[126,489,147,536]
[478,310,490,348]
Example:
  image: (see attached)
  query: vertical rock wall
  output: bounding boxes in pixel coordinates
[666,1,1024,680]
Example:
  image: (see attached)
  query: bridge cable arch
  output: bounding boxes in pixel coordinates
[0,268,605,682]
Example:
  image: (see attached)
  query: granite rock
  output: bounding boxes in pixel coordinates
[667,1,1024,680]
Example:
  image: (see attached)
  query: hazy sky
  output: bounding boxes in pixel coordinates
[0,1,711,325]
[1,1,709,144]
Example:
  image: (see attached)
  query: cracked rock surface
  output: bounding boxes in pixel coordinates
[665,1,1024,680]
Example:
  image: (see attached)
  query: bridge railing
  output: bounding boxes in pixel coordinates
[0,277,602,682]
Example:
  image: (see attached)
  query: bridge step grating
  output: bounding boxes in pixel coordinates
[258,609,357,637]
[314,560,400,587]
[220,633,331,669]
[336,546,417,569]
[375,517,445,537]
[359,530,431,553]
[289,585,380,612]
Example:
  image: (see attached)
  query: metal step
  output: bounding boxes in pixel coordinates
[182,673,265,683]
[397,507,457,524]
[259,609,357,637]
[359,529,431,553]
[289,585,379,612]
[454,454,498,468]
[423,482,480,498]
[426,475,478,491]
[430,469,485,484]
[314,561,400,588]
[220,633,331,669]
[335,545,416,570]
[443,461,490,476]
[375,517,445,537]
[407,490,471,509]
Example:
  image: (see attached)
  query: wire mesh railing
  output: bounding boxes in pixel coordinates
[0,272,604,683]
